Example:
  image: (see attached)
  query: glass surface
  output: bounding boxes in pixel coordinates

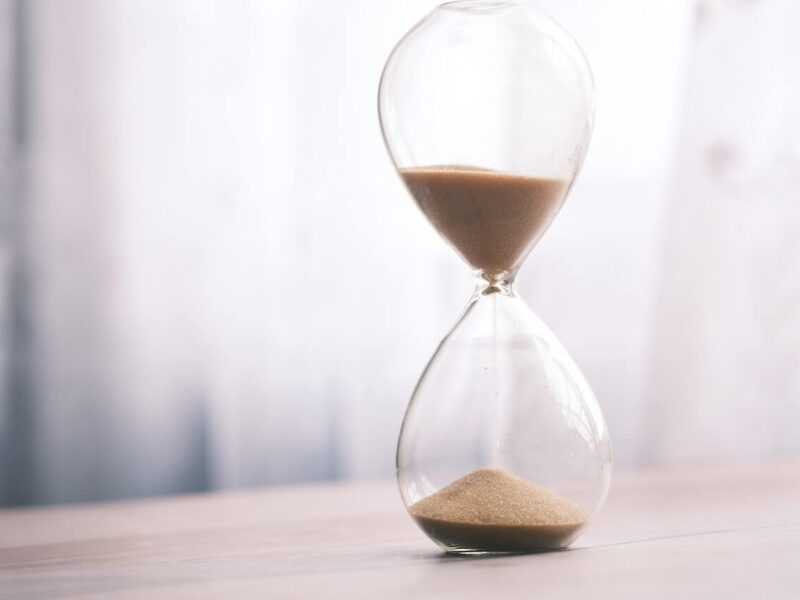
[379,0,611,554]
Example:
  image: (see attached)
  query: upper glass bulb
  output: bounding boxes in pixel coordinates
[379,0,595,282]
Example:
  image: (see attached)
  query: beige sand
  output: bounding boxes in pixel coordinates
[409,468,587,553]
[400,166,567,279]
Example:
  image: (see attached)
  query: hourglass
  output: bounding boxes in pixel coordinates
[379,1,611,554]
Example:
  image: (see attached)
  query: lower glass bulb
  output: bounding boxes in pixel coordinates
[397,285,611,553]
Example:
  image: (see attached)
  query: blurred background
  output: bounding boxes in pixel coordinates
[1,0,798,507]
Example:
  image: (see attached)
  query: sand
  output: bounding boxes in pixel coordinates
[409,468,588,553]
[399,166,568,280]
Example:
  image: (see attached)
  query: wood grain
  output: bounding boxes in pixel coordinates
[1,460,799,599]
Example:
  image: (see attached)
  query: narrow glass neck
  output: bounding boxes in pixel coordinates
[474,275,515,298]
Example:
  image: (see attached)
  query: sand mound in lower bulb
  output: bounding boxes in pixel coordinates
[409,468,588,553]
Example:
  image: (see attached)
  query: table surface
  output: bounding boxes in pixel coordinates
[1,460,799,599]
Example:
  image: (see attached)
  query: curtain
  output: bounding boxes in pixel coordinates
[0,0,797,506]
[646,0,800,463]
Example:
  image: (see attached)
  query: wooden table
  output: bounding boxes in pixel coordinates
[1,460,799,599]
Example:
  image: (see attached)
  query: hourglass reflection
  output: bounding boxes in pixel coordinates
[379,1,611,554]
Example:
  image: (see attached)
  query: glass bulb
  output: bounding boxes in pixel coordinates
[379,0,610,554]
